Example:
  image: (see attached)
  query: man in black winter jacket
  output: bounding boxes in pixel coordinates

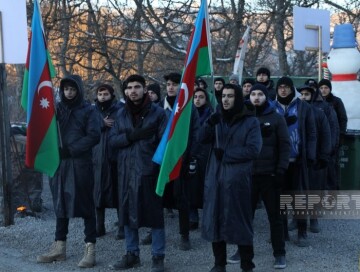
[228,84,290,269]
[319,79,347,190]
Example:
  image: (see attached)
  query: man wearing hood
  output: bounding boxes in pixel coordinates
[199,83,262,272]
[255,67,276,100]
[108,75,167,272]
[214,77,225,104]
[37,75,101,268]
[92,84,124,240]
[228,84,290,269]
[274,77,317,247]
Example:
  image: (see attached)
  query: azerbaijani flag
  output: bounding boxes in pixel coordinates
[154,0,211,196]
[21,0,59,177]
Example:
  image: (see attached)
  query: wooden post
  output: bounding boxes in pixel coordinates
[0,11,14,226]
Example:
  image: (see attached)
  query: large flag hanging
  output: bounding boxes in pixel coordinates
[154,0,210,196]
[232,26,250,84]
[21,0,59,177]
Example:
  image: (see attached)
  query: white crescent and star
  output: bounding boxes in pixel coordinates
[37,80,52,109]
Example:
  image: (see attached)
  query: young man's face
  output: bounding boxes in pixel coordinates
[319,85,331,97]
[126,81,146,104]
[64,85,77,100]
[148,90,159,102]
[97,89,112,102]
[214,81,223,92]
[193,91,207,108]
[242,83,253,97]
[166,80,179,97]
[222,88,236,110]
[277,85,292,98]
[300,90,312,101]
[257,73,269,83]
[250,90,266,106]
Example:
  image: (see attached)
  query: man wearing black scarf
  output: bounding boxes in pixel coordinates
[108,75,167,272]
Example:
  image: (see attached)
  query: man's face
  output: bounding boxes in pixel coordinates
[300,90,312,101]
[64,85,77,100]
[214,81,223,92]
[148,90,158,102]
[256,73,269,83]
[250,90,266,106]
[242,83,253,97]
[126,81,146,104]
[166,80,179,97]
[199,81,206,89]
[97,89,112,102]
[193,91,207,108]
[222,88,236,110]
[277,85,292,98]
[319,85,331,97]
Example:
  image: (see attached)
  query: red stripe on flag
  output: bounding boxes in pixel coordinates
[169,157,183,181]
[25,62,55,168]
[199,18,208,48]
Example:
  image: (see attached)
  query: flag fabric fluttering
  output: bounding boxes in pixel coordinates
[21,0,59,177]
[232,26,250,84]
[154,0,210,196]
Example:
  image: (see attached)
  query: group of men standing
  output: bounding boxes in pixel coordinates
[35,67,347,272]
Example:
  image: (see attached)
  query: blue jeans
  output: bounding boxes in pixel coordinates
[124,225,165,256]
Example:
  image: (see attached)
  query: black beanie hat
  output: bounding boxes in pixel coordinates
[276,76,294,92]
[297,85,315,95]
[242,78,255,86]
[318,79,332,91]
[147,83,161,98]
[250,83,269,100]
[304,78,318,89]
[96,84,115,96]
[256,67,271,78]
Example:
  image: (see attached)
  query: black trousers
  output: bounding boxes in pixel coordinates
[212,241,255,270]
[252,175,285,257]
[55,217,96,244]
[283,162,307,234]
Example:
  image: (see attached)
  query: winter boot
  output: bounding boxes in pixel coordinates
[37,241,66,263]
[151,255,165,272]
[78,242,96,268]
[96,208,106,237]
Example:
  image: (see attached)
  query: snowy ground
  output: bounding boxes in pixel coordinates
[0,179,360,272]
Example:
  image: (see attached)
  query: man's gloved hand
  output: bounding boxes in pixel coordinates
[188,158,197,175]
[213,148,224,161]
[59,147,71,160]
[285,115,297,126]
[260,122,272,137]
[207,112,221,126]
[126,127,156,142]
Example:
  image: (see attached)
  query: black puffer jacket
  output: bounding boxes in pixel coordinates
[252,101,290,176]
[50,75,101,218]
[324,93,347,135]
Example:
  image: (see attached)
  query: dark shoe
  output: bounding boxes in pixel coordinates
[288,218,297,231]
[227,249,240,264]
[109,252,140,270]
[310,219,320,233]
[115,226,125,240]
[151,255,165,272]
[189,221,199,231]
[242,270,253,272]
[297,232,310,247]
[210,265,226,272]
[179,235,191,251]
[274,255,286,269]
[141,232,152,245]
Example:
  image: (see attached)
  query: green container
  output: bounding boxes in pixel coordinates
[339,130,360,190]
